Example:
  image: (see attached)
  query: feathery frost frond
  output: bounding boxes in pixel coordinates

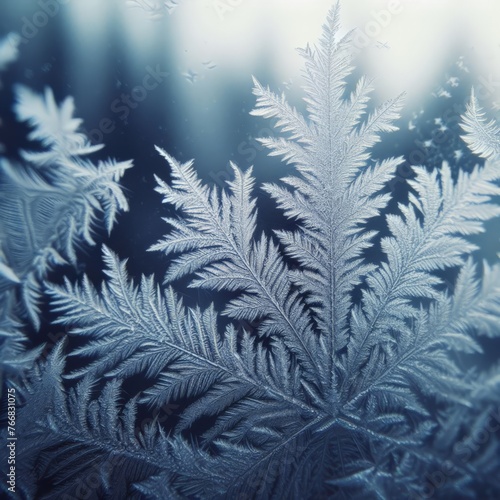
[461,88,500,159]
[0,86,132,328]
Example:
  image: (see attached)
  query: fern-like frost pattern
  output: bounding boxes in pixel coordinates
[0,87,132,329]
[1,5,500,499]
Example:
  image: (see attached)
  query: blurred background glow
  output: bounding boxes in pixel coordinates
[3,1,500,120]
[116,0,500,104]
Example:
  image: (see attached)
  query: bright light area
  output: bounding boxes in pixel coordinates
[164,0,500,104]
[59,0,500,110]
